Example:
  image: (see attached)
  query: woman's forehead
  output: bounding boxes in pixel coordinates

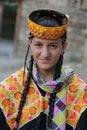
[32,37,62,44]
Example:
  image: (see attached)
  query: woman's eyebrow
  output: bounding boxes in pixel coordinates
[33,41,42,43]
[49,42,58,45]
[33,41,59,45]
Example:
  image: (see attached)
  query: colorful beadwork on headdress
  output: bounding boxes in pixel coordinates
[28,9,70,40]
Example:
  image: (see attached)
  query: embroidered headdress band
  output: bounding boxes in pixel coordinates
[28,9,70,40]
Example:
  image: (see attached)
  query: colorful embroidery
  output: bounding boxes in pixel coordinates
[14,92,22,99]
[32,63,74,130]
[66,74,87,128]
[2,99,10,107]
[0,67,87,130]
[29,106,37,115]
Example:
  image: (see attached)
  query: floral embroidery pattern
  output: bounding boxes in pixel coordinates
[66,74,87,128]
[0,67,87,130]
[0,68,49,129]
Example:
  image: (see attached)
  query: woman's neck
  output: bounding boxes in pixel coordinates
[38,68,55,81]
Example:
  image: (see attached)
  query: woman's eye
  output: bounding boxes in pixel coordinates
[50,44,57,48]
[35,43,42,47]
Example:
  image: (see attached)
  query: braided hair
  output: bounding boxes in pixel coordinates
[14,55,34,130]
[14,10,67,130]
[33,11,67,129]
[47,54,63,129]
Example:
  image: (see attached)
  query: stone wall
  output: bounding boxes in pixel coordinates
[17,0,49,57]
[67,0,87,9]
[79,0,87,9]
[0,0,87,62]
[0,0,87,81]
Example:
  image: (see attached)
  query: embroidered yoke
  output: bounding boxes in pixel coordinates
[0,66,87,130]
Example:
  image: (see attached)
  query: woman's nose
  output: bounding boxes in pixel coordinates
[41,47,50,57]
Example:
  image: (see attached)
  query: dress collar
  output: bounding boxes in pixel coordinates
[32,62,74,93]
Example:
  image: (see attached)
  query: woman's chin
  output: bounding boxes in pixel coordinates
[38,65,54,72]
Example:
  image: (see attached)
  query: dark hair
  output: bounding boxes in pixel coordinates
[29,9,68,27]
[47,55,63,129]
[14,11,67,130]
[14,55,33,130]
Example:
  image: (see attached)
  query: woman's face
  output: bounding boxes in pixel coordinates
[28,37,67,73]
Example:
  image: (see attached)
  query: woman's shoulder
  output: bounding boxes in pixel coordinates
[0,67,28,87]
[62,65,86,84]
[0,67,28,101]
[0,68,28,119]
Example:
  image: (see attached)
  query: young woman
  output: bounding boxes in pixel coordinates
[0,9,87,130]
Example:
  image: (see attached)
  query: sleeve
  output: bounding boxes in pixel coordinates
[66,73,87,129]
[0,75,17,117]
[0,76,17,129]
[0,68,26,129]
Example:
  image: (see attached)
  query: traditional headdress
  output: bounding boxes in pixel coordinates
[28,9,70,40]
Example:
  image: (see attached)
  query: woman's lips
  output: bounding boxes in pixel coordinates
[40,58,51,63]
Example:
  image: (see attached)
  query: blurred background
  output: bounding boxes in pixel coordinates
[0,0,87,81]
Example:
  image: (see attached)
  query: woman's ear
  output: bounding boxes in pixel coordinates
[61,41,68,54]
[63,41,68,52]
[63,41,68,50]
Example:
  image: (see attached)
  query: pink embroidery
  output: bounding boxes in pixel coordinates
[0,94,5,98]
[28,116,33,120]
[69,112,76,119]
[12,102,15,107]
[68,94,74,101]
[78,78,84,84]
[36,90,39,95]
[38,99,41,108]
[83,96,87,104]
[9,86,17,90]
[74,100,78,104]
[7,112,13,117]
[2,85,5,88]
[14,78,17,82]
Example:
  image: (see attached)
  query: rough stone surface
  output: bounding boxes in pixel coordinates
[0,0,87,82]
